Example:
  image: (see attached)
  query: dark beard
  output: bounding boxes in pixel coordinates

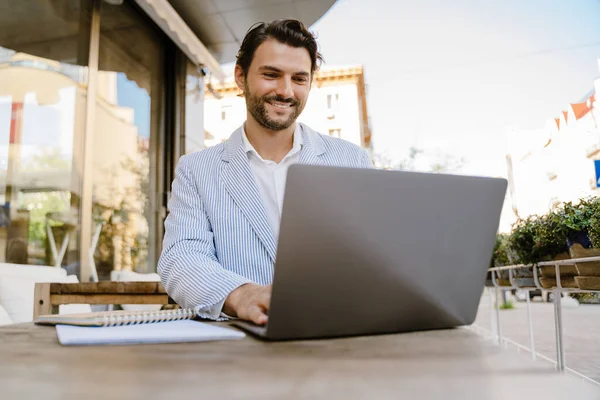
[245,83,302,131]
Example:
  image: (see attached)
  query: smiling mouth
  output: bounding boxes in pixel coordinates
[267,100,294,110]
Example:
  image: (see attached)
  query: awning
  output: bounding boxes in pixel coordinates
[168,0,339,64]
[132,0,225,81]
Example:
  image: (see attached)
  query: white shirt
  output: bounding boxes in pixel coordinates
[241,124,303,239]
[198,124,302,320]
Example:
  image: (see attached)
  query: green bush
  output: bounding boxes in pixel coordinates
[532,210,568,261]
[491,233,511,267]
[578,196,600,248]
[589,215,600,249]
[558,201,589,237]
[504,195,600,265]
[508,216,539,265]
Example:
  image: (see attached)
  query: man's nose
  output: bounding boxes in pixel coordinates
[275,77,294,99]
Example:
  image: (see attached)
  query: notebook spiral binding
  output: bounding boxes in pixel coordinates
[101,308,195,327]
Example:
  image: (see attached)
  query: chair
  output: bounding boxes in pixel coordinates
[0,261,94,324]
[46,211,104,282]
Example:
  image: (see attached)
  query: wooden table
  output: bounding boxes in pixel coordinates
[1,323,598,399]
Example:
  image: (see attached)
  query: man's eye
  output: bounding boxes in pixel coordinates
[294,77,308,83]
[263,73,277,78]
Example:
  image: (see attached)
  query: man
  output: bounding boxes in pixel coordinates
[158,19,372,325]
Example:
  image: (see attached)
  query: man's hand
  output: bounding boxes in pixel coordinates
[223,283,271,325]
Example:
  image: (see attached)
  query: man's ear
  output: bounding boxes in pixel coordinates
[234,64,245,93]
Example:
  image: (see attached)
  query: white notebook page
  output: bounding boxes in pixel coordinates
[56,320,245,346]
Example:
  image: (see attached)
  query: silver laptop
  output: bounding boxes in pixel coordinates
[233,164,507,340]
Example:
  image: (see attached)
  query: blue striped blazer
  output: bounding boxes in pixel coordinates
[158,123,372,318]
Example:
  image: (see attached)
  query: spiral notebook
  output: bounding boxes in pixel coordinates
[35,309,198,327]
[35,309,245,346]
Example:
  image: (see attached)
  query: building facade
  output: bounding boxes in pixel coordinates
[504,60,600,229]
[202,65,373,152]
[0,0,336,281]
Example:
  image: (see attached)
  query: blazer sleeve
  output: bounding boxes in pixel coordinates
[157,155,251,318]
[360,148,374,169]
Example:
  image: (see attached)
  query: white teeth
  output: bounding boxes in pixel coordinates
[269,101,291,109]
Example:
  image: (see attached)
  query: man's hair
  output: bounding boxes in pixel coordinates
[236,19,323,77]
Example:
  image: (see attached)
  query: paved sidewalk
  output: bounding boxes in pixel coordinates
[474,292,600,383]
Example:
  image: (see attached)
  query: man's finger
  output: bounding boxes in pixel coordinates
[247,305,268,325]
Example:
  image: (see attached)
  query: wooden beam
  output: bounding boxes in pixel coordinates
[48,282,166,295]
[33,283,52,320]
[34,282,176,316]
[50,293,169,305]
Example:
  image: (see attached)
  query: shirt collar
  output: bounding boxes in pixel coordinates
[241,124,303,161]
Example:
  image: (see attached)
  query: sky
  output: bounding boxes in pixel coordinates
[3,0,600,179]
[309,0,600,177]
[117,73,150,139]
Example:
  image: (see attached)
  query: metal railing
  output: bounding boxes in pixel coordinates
[467,323,600,387]
[487,256,600,376]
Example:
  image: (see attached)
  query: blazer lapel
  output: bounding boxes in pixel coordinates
[298,123,326,165]
[221,128,277,262]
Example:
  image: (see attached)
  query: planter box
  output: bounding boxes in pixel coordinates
[539,265,578,277]
[539,252,576,277]
[569,243,600,277]
[513,277,537,288]
[539,276,579,289]
[487,270,532,287]
[496,279,511,287]
[574,276,600,290]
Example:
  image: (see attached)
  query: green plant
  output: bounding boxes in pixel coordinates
[553,196,600,249]
[558,201,589,236]
[499,300,514,310]
[578,196,600,248]
[577,196,600,219]
[505,196,600,266]
[508,216,539,265]
[589,215,600,249]
[571,293,600,304]
[491,233,511,267]
[532,210,568,261]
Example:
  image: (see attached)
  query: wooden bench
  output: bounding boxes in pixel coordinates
[33,281,176,319]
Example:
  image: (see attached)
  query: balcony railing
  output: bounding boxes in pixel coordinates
[487,256,600,375]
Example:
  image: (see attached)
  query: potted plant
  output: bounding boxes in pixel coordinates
[582,212,600,287]
[508,216,537,266]
[560,200,591,248]
[587,213,600,250]
[488,233,511,286]
[559,198,600,275]
[493,220,533,287]
[532,211,568,260]
[533,209,577,288]
[570,197,600,289]
[509,213,575,289]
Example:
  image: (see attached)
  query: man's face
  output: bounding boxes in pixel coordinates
[236,39,312,131]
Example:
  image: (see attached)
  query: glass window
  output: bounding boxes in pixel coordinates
[185,62,206,154]
[93,1,165,279]
[327,93,339,110]
[0,0,89,271]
